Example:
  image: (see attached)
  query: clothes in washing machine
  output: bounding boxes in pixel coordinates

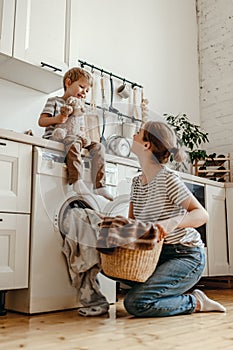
[55,196,116,311]
[54,192,105,235]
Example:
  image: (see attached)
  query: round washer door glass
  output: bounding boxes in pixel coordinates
[102,194,130,217]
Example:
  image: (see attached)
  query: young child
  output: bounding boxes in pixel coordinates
[38,67,113,201]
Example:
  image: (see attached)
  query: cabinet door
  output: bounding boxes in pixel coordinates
[0,0,15,56]
[13,0,71,73]
[225,187,233,275]
[0,213,30,290]
[69,0,79,67]
[205,185,229,276]
[0,139,32,213]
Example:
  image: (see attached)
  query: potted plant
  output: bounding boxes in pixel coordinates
[164,113,209,164]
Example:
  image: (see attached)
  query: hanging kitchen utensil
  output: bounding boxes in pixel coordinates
[100,75,107,147]
[117,80,130,99]
[140,87,149,124]
[122,122,137,139]
[133,86,139,120]
[109,75,119,114]
[85,74,100,143]
[106,135,131,158]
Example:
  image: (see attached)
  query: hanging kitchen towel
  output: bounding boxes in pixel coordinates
[100,75,107,146]
[85,74,101,143]
[133,86,139,120]
[61,207,109,316]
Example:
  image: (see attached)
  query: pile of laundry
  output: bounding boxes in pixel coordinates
[62,207,159,316]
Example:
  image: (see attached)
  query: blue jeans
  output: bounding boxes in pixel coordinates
[123,244,206,317]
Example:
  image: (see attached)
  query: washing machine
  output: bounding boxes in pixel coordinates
[6,146,130,314]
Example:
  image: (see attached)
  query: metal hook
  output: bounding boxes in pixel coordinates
[101,69,104,77]
[91,65,94,74]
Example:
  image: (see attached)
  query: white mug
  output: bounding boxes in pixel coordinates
[117,83,130,99]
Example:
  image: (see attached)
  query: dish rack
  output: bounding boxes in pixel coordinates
[193,153,232,182]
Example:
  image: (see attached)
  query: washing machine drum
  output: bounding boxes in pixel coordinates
[56,194,130,238]
[57,196,93,238]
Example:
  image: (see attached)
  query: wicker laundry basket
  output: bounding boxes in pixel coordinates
[100,240,163,283]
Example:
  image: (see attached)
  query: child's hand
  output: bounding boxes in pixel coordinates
[56,114,69,124]
[81,136,91,147]
[60,105,73,117]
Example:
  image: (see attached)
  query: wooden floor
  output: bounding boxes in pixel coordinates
[0,289,233,350]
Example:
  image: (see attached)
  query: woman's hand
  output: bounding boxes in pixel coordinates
[156,223,168,242]
[156,216,183,240]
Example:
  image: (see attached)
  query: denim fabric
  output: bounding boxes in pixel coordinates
[123,244,206,317]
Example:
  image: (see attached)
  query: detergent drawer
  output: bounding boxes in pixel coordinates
[33,146,67,178]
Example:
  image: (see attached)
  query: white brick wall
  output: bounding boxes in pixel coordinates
[197,0,233,163]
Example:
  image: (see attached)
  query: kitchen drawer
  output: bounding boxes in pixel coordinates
[0,213,30,290]
[0,139,32,213]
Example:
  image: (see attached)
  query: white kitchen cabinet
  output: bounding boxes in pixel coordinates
[205,184,229,276]
[0,139,31,297]
[0,214,30,290]
[0,138,32,213]
[13,0,70,73]
[0,0,15,56]
[0,0,77,92]
[225,187,233,275]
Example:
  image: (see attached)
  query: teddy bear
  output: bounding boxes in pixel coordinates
[51,96,91,146]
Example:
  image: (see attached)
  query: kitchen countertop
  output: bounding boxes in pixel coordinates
[0,128,232,188]
[0,128,139,168]
[0,128,64,151]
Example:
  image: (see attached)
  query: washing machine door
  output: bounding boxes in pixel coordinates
[102,194,130,217]
[54,193,102,238]
[56,194,130,238]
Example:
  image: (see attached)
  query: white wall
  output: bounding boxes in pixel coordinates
[0,79,55,137]
[0,0,200,137]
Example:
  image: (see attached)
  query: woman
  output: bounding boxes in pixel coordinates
[123,121,226,317]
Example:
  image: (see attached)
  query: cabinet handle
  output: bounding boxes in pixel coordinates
[41,62,62,72]
[0,142,6,146]
[0,219,3,222]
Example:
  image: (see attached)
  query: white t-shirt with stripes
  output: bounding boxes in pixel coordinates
[41,96,66,139]
[130,166,204,247]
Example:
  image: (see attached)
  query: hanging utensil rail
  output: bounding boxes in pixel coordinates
[85,102,141,123]
[78,59,143,89]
